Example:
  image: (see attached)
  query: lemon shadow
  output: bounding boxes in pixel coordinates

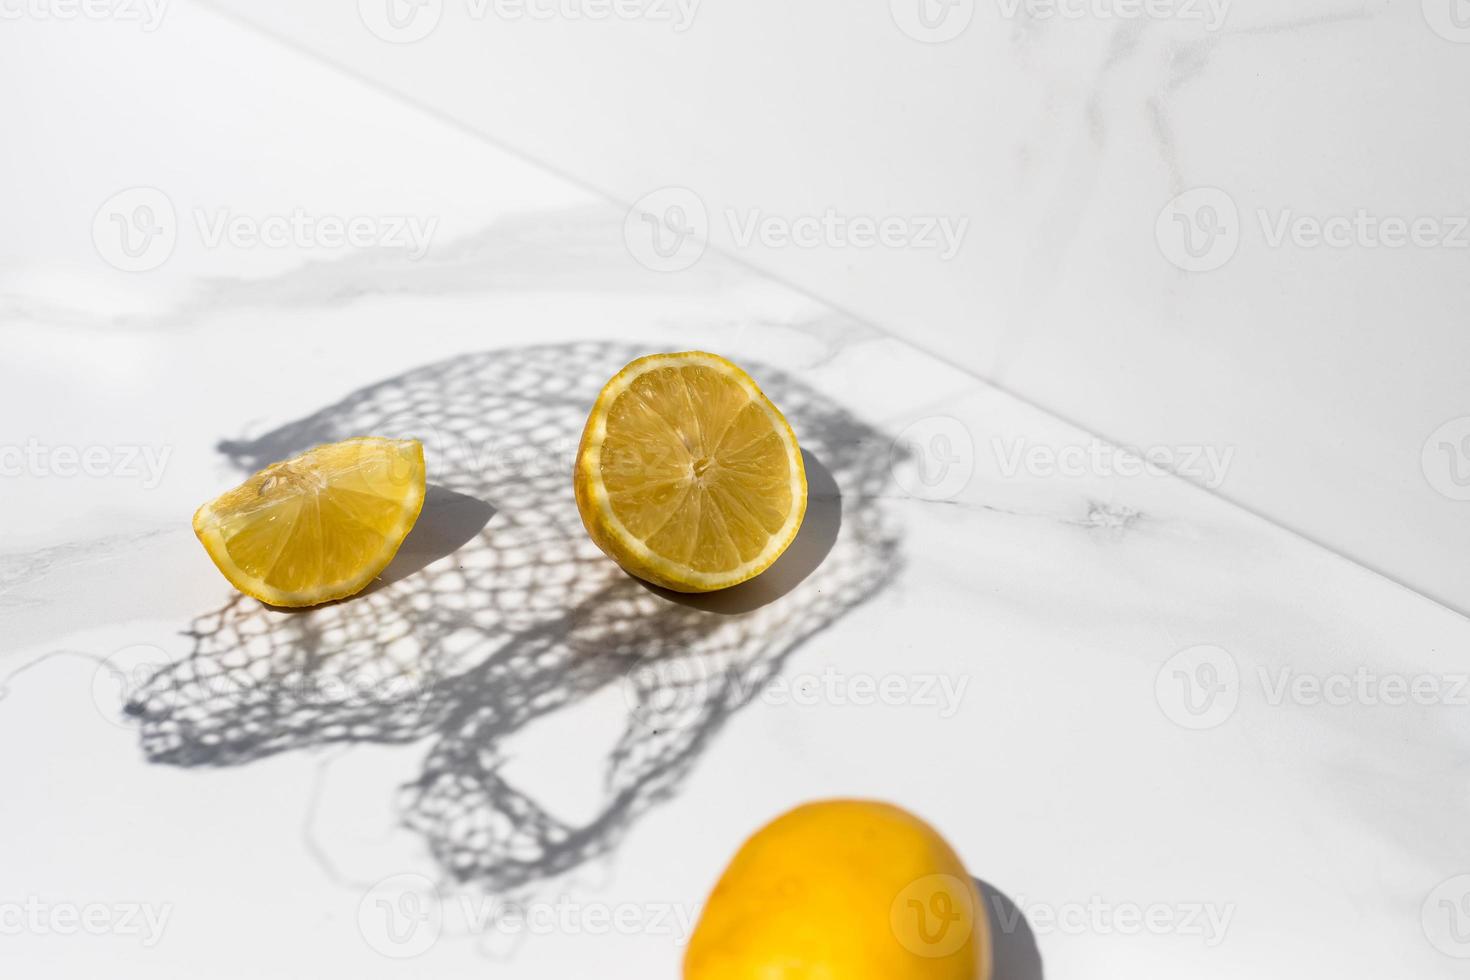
[976,877,1045,980]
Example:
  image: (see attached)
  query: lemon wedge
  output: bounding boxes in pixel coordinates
[574,351,807,592]
[192,437,426,607]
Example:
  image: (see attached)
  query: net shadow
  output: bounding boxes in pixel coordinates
[126,341,903,891]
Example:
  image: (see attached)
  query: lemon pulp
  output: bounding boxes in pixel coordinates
[574,352,806,592]
[192,437,426,607]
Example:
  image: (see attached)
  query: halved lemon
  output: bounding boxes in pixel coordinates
[192,437,426,607]
[574,352,807,592]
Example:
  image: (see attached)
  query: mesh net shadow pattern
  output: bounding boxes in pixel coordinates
[127,341,902,891]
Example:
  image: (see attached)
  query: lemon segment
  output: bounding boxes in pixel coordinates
[574,352,807,592]
[192,437,426,607]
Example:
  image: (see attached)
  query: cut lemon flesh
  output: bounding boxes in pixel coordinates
[192,437,426,607]
[575,352,807,592]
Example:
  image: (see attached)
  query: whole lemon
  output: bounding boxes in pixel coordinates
[684,800,991,979]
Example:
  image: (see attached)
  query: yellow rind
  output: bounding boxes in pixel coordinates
[684,799,992,980]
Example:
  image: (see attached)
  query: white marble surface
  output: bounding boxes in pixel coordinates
[3,5,1470,978]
